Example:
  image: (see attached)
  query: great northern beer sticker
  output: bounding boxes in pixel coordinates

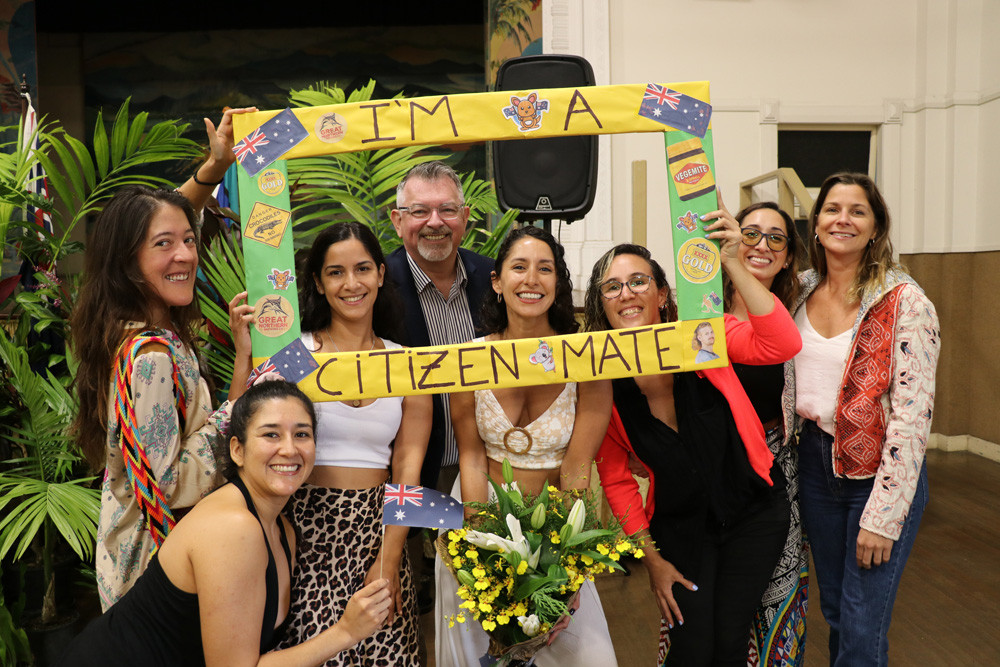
[254,294,294,338]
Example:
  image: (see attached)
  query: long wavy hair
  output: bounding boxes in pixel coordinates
[724,201,803,311]
[478,225,578,336]
[298,221,403,344]
[71,186,201,470]
[809,172,901,301]
[583,243,676,332]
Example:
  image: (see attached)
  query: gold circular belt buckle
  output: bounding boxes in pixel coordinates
[502,426,533,456]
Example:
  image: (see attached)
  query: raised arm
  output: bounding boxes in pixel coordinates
[177,107,257,212]
[559,379,612,491]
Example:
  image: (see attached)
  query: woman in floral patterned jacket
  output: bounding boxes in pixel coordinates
[72,109,257,609]
[785,172,940,666]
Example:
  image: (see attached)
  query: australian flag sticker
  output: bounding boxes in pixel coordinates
[638,84,712,138]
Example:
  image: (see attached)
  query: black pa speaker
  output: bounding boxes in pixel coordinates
[493,55,598,222]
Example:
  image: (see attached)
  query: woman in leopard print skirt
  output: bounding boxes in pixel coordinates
[277,222,431,666]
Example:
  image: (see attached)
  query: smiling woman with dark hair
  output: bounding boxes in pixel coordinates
[61,380,392,666]
[435,225,618,667]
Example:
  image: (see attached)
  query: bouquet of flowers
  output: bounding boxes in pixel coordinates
[438,459,644,665]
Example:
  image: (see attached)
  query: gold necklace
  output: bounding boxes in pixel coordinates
[322,329,376,407]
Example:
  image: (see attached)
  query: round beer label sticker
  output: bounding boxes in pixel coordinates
[676,238,720,284]
[315,113,347,144]
[257,169,286,197]
[253,295,294,338]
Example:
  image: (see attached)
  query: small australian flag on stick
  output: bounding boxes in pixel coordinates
[233,108,309,177]
[382,484,464,530]
[637,83,712,138]
[246,338,318,387]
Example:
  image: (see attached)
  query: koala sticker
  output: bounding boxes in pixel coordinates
[528,340,556,372]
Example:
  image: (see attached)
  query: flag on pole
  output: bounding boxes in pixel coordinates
[21,97,53,237]
[382,484,464,530]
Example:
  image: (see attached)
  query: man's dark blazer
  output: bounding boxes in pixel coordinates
[384,246,495,489]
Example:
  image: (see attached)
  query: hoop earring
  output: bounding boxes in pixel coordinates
[814,234,820,244]
[497,292,503,303]
[868,238,874,247]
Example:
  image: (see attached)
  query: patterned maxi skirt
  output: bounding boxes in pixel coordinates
[747,428,809,666]
[656,428,809,666]
[277,484,420,667]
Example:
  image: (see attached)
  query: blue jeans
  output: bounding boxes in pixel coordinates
[798,420,928,666]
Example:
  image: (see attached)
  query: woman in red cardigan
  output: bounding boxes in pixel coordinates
[584,205,801,666]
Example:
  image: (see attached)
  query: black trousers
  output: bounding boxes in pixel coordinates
[665,489,791,666]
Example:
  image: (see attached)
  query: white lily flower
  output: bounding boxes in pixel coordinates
[566,498,586,540]
[463,529,521,554]
[501,480,522,494]
[517,613,541,637]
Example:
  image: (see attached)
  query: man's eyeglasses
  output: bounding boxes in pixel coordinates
[599,274,654,300]
[740,228,789,252]
[396,204,463,222]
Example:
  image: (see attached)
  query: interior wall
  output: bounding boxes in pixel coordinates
[905,251,1000,445]
[604,0,997,442]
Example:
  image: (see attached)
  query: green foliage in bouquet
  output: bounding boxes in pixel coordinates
[441,459,644,656]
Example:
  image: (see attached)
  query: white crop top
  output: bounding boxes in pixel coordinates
[793,306,852,436]
[302,333,404,469]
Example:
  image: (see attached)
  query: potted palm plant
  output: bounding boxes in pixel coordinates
[0,99,203,663]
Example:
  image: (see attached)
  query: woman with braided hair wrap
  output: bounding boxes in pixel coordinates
[72,110,257,609]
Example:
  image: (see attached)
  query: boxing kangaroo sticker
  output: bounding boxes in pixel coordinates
[502,92,550,132]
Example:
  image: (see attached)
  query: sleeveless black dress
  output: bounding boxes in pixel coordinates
[61,476,292,666]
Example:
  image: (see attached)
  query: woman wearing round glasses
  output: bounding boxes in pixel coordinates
[727,202,809,663]
[586,203,801,665]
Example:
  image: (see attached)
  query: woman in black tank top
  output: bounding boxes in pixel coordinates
[61,381,393,666]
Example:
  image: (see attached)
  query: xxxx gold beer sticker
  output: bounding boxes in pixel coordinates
[254,294,294,338]
[677,238,720,284]
[315,112,347,143]
[244,202,291,249]
[257,168,286,197]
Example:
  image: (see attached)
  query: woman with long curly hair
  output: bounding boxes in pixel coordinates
[435,225,618,667]
[72,180,254,609]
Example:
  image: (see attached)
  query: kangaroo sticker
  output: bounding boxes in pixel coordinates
[267,269,295,291]
[502,92,550,133]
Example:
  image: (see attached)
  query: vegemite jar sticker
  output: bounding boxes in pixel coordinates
[667,137,716,201]
[254,294,294,338]
[676,238,720,284]
[315,113,347,144]
[257,169,286,197]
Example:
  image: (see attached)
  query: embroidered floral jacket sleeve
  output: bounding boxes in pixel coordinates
[97,340,231,609]
[860,284,940,540]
